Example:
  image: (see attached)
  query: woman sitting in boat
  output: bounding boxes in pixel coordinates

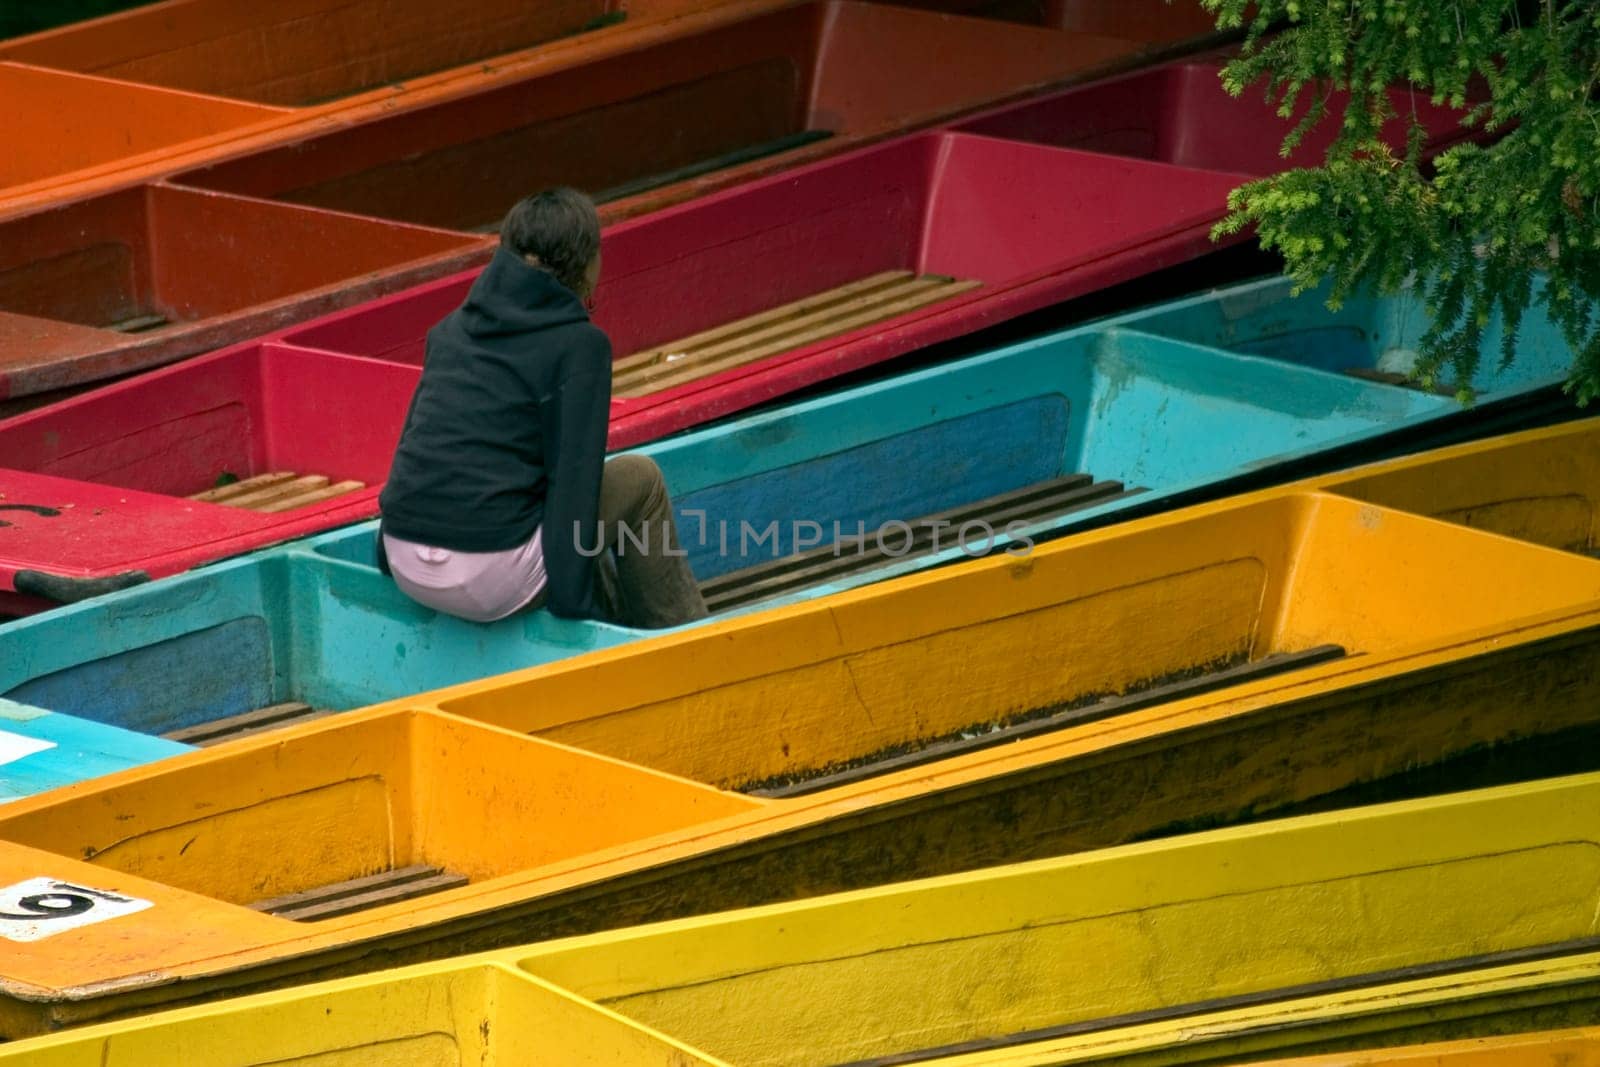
[377,187,708,628]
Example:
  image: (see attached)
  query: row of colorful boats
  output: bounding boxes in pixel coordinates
[2,405,1600,1037]
[0,0,1236,404]
[2,0,1598,1062]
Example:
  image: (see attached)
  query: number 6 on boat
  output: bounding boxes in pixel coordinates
[0,879,151,942]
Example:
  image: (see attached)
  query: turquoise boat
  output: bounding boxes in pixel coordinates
[0,273,1572,741]
[0,699,188,801]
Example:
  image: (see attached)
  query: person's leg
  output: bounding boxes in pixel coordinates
[596,454,708,628]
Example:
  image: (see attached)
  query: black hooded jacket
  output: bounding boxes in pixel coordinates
[378,246,612,619]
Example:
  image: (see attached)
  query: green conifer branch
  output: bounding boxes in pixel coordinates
[1202,0,1600,402]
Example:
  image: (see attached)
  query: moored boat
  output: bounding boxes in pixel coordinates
[1,773,1598,1051]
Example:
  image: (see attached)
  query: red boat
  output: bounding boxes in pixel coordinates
[0,185,489,402]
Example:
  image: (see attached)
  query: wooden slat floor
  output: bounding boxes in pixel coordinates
[188,472,365,513]
[701,473,1144,614]
[613,271,981,399]
[163,702,333,747]
[251,865,469,923]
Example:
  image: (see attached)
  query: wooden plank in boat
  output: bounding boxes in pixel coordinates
[1342,366,1458,397]
[187,471,297,504]
[613,273,981,398]
[613,272,915,373]
[256,480,365,514]
[252,865,468,922]
[162,702,329,747]
[223,475,329,510]
[702,474,1144,613]
[189,473,366,514]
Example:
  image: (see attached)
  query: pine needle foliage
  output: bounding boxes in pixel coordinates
[1204,0,1600,402]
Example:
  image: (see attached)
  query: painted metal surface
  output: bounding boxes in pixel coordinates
[0,494,1599,1033]
[0,774,1598,1051]
[0,699,187,803]
[0,3,1142,220]
[0,272,1570,690]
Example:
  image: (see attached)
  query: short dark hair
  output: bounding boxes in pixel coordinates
[499,188,601,295]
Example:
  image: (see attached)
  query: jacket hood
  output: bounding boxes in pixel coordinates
[456,244,591,340]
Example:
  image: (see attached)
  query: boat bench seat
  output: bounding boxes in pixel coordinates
[613,270,981,399]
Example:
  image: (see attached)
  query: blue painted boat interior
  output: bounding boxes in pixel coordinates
[0,699,190,802]
[0,273,1571,736]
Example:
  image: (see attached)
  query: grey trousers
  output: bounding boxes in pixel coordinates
[590,454,709,629]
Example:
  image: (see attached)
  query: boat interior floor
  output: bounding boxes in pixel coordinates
[700,473,1145,614]
[162,702,334,746]
[188,472,366,514]
[613,270,981,399]
[740,644,1349,799]
[250,864,469,922]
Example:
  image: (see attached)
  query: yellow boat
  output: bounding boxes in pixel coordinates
[1244,1030,1600,1067]
[1315,415,1600,555]
[4,774,1600,1064]
[1,492,1599,1035]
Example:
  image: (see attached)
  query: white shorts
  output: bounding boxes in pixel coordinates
[382,527,547,623]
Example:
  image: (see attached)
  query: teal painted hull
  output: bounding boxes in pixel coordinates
[0,699,189,801]
[0,274,1572,736]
